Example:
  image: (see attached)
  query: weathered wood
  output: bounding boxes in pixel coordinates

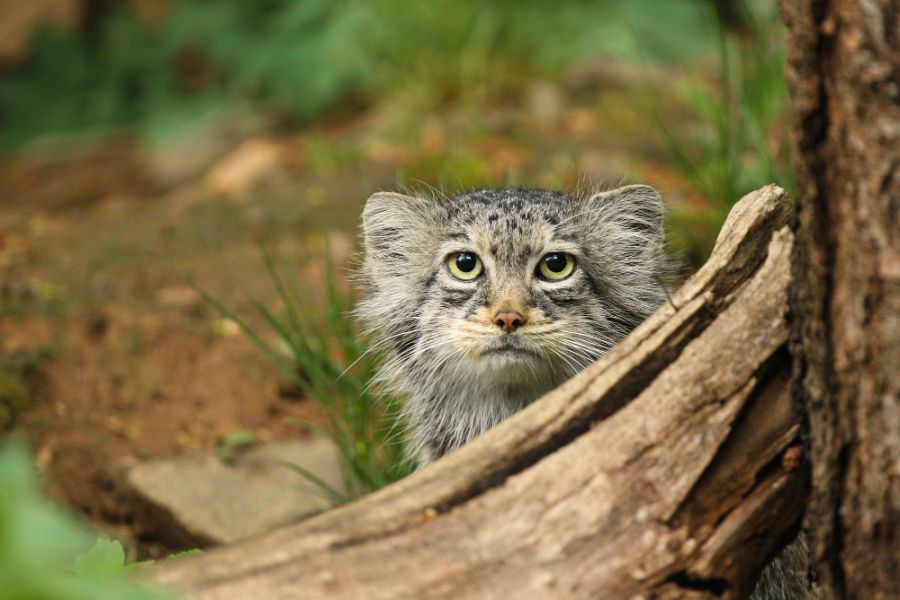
[152,186,802,599]
[781,0,899,597]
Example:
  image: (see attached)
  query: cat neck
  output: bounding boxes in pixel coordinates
[406,374,555,465]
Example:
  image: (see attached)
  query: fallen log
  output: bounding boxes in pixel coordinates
[153,185,803,599]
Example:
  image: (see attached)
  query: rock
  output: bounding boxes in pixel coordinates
[147,111,268,190]
[205,138,283,198]
[526,81,565,124]
[125,434,345,548]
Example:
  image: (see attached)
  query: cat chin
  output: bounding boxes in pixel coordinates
[479,349,537,364]
[471,349,553,386]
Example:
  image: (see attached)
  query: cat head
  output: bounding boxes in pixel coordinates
[357,186,668,398]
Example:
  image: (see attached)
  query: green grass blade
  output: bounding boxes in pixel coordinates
[272,459,349,505]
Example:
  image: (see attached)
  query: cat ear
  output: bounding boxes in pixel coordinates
[361,191,437,254]
[587,184,664,244]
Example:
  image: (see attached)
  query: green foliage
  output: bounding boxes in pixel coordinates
[0,434,178,600]
[363,0,713,101]
[203,251,412,504]
[163,0,374,119]
[1,0,719,148]
[216,430,259,464]
[72,538,143,579]
[659,1,794,265]
[0,0,371,148]
[0,15,174,148]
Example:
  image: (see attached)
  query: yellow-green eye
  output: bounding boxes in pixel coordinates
[537,252,576,281]
[447,252,483,281]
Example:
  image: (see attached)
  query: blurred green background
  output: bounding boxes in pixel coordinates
[1,1,739,143]
[0,0,794,594]
[1,0,793,259]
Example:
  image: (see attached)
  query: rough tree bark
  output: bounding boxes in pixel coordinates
[151,186,806,599]
[781,1,898,598]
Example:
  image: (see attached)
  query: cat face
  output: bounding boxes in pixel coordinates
[358,186,666,402]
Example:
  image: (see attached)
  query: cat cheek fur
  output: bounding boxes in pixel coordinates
[358,191,440,366]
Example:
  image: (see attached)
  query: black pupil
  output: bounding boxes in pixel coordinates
[456,253,477,272]
[544,253,568,273]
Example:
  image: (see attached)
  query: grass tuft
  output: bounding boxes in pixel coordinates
[202,249,411,504]
[656,1,794,266]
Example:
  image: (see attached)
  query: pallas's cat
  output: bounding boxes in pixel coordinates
[356,185,669,465]
[356,185,806,600]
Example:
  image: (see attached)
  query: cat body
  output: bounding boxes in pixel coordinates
[357,186,668,464]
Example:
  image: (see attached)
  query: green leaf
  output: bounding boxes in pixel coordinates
[166,549,203,561]
[217,430,258,463]
[72,538,130,578]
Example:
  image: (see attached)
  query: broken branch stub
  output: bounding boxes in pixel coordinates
[153,185,802,599]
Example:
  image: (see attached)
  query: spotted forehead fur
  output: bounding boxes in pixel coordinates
[441,189,574,264]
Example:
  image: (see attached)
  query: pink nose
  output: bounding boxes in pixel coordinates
[493,311,525,333]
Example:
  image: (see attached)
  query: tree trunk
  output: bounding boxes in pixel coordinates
[151,187,805,599]
[781,0,899,598]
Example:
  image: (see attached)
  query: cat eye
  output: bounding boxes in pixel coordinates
[537,252,576,281]
[447,251,483,281]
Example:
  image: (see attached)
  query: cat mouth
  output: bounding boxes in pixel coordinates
[481,339,539,357]
[483,347,535,356]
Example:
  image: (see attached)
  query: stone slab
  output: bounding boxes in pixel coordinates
[125,434,344,547]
